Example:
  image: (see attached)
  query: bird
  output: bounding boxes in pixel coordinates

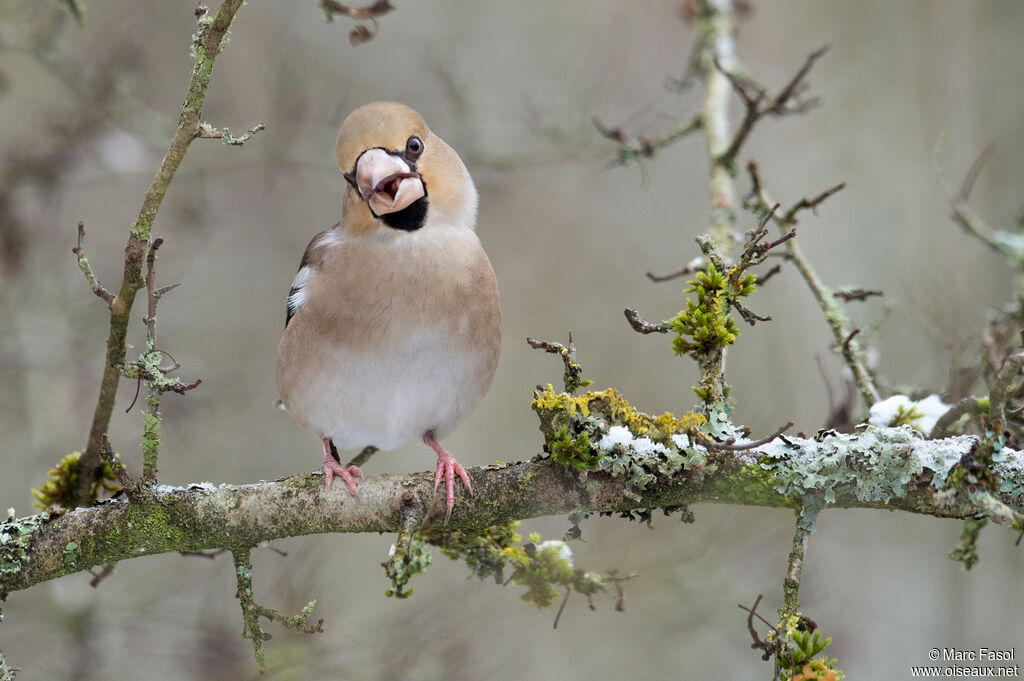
[276,101,501,522]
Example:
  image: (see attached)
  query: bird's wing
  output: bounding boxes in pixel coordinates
[285,225,342,327]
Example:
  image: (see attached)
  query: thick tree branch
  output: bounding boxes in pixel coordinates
[4,427,1021,600]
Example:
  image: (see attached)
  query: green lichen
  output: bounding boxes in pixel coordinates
[0,648,18,680]
[436,521,522,583]
[757,426,973,529]
[949,516,987,570]
[715,461,796,508]
[31,451,121,510]
[384,529,432,598]
[532,384,711,497]
[62,542,79,567]
[769,615,844,681]
[889,404,925,429]
[0,509,42,584]
[548,426,596,470]
[435,525,604,609]
[141,411,161,481]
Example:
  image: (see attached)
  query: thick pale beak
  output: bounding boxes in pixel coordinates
[355,148,425,216]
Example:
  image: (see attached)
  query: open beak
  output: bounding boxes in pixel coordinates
[355,148,425,216]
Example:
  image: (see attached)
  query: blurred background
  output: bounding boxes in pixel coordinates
[2,1,1023,679]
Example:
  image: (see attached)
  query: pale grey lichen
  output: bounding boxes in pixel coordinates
[755,426,976,528]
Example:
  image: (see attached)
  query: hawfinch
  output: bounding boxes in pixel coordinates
[276,102,501,521]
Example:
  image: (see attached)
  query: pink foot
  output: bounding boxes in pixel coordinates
[321,438,362,500]
[424,433,473,523]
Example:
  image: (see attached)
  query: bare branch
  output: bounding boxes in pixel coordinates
[195,122,266,146]
[834,287,883,303]
[646,256,704,283]
[72,222,115,305]
[696,421,793,451]
[716,45,830,170]
[594,113,704,166]
[623,309,671,335]
[745,161,880,408]
[990,351,1024,432]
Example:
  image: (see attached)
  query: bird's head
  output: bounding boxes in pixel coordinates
[336,101,477,236]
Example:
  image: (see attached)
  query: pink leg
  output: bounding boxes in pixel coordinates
[424,433,473,523]
[321,438,362,501]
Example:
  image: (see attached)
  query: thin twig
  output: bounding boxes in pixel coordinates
[232,548,324,672]
[527,334,589,394]
[833,287,883,303]
[716,45,829,170]
[347,445,378,469]
[746,161,880,408]
[99,435,140,499]
[782,522,811,614]
[782,181,846,224]
[646,256,704,283]
[88,563,116,588]
[697,421,793,451]
[738,594,777,661]
[180,549,227,559]
[755,264,783,285]
[960,144,995,203]
[989,351,1024,432]
[931,397,984,439]
[623,309,671,335]
[195,122,266,146]
[944,146,1010,261]
[594,113,704,166]
[552,586,571,629]
[72,221,115,305]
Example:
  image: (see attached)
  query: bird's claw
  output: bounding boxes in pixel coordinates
[324,460,362,500]
[427,437,472,524]
[321,439,362,501]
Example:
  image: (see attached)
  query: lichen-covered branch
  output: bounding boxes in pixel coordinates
[4,419,1022,601]
[782,523,811,615]
[232,548,323,671]
[75,0,245,506]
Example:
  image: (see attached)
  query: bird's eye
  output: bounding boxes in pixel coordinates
[405,136,424,159]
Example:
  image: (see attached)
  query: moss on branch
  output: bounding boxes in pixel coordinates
[6,408,1021,608]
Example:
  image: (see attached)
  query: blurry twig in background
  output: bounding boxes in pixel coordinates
[319,0,394,46]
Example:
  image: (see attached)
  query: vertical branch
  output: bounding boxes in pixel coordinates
[782,523,811,615]
[697,0,740,258]
[74,0,244,506]
[232,548,270,671]
[140,238,165,486]
[232,547,324,671]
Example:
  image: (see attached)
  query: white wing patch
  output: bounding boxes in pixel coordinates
[287,266,314,313]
